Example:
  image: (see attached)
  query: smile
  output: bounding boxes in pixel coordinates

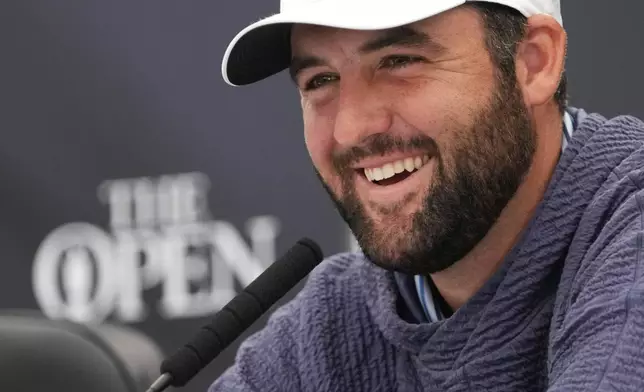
[353,153,436,204]
[362,155,430,186]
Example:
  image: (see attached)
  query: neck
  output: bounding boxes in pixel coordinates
[431,109,564,311]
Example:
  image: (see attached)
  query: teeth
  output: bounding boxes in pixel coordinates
[363,155,431,183]
[382,164,395,179]
[365,169,374,181]
[404,158,415,172]
[372,167,384,181]
[405,158,416,173]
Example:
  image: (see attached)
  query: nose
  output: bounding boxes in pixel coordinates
[332,82,393,148]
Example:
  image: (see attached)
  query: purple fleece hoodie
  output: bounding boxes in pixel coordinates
[210,107,644,391]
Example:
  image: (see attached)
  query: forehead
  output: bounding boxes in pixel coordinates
[290,6,483,55]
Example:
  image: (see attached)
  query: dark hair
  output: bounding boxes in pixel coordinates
[469,2,567,112]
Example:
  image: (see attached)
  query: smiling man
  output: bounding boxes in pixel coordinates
[212,1,644,391]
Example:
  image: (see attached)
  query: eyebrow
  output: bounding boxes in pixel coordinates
[289,26,446,84]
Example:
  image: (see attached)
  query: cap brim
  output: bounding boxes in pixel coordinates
[221,1,466,86]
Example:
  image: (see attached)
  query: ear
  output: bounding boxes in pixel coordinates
[515,15,567,109]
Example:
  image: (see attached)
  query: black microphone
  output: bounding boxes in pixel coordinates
[145,237,324,392]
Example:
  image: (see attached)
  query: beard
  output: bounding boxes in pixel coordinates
[317,74,537,275]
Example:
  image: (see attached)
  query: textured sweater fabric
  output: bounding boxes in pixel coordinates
[209,108,644,391]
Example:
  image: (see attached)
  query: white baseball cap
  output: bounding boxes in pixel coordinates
[221,0,562,86]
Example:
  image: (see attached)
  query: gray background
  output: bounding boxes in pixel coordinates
[0,1,642,392]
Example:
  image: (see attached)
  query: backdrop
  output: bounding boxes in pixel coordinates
[1,1,643,392]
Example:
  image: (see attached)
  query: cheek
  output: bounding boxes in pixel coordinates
[393,84,463,141]
[303,109,338,182]
[392,78,487,142]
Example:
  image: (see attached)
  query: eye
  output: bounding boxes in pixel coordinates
[380,55,425,69]
[303,73,338,91]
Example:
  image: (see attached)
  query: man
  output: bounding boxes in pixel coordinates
[213,0,644,390]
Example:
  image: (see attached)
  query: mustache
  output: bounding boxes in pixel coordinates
[332,133,439,171]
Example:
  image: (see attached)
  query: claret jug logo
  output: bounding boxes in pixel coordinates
[32,173,281,324]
